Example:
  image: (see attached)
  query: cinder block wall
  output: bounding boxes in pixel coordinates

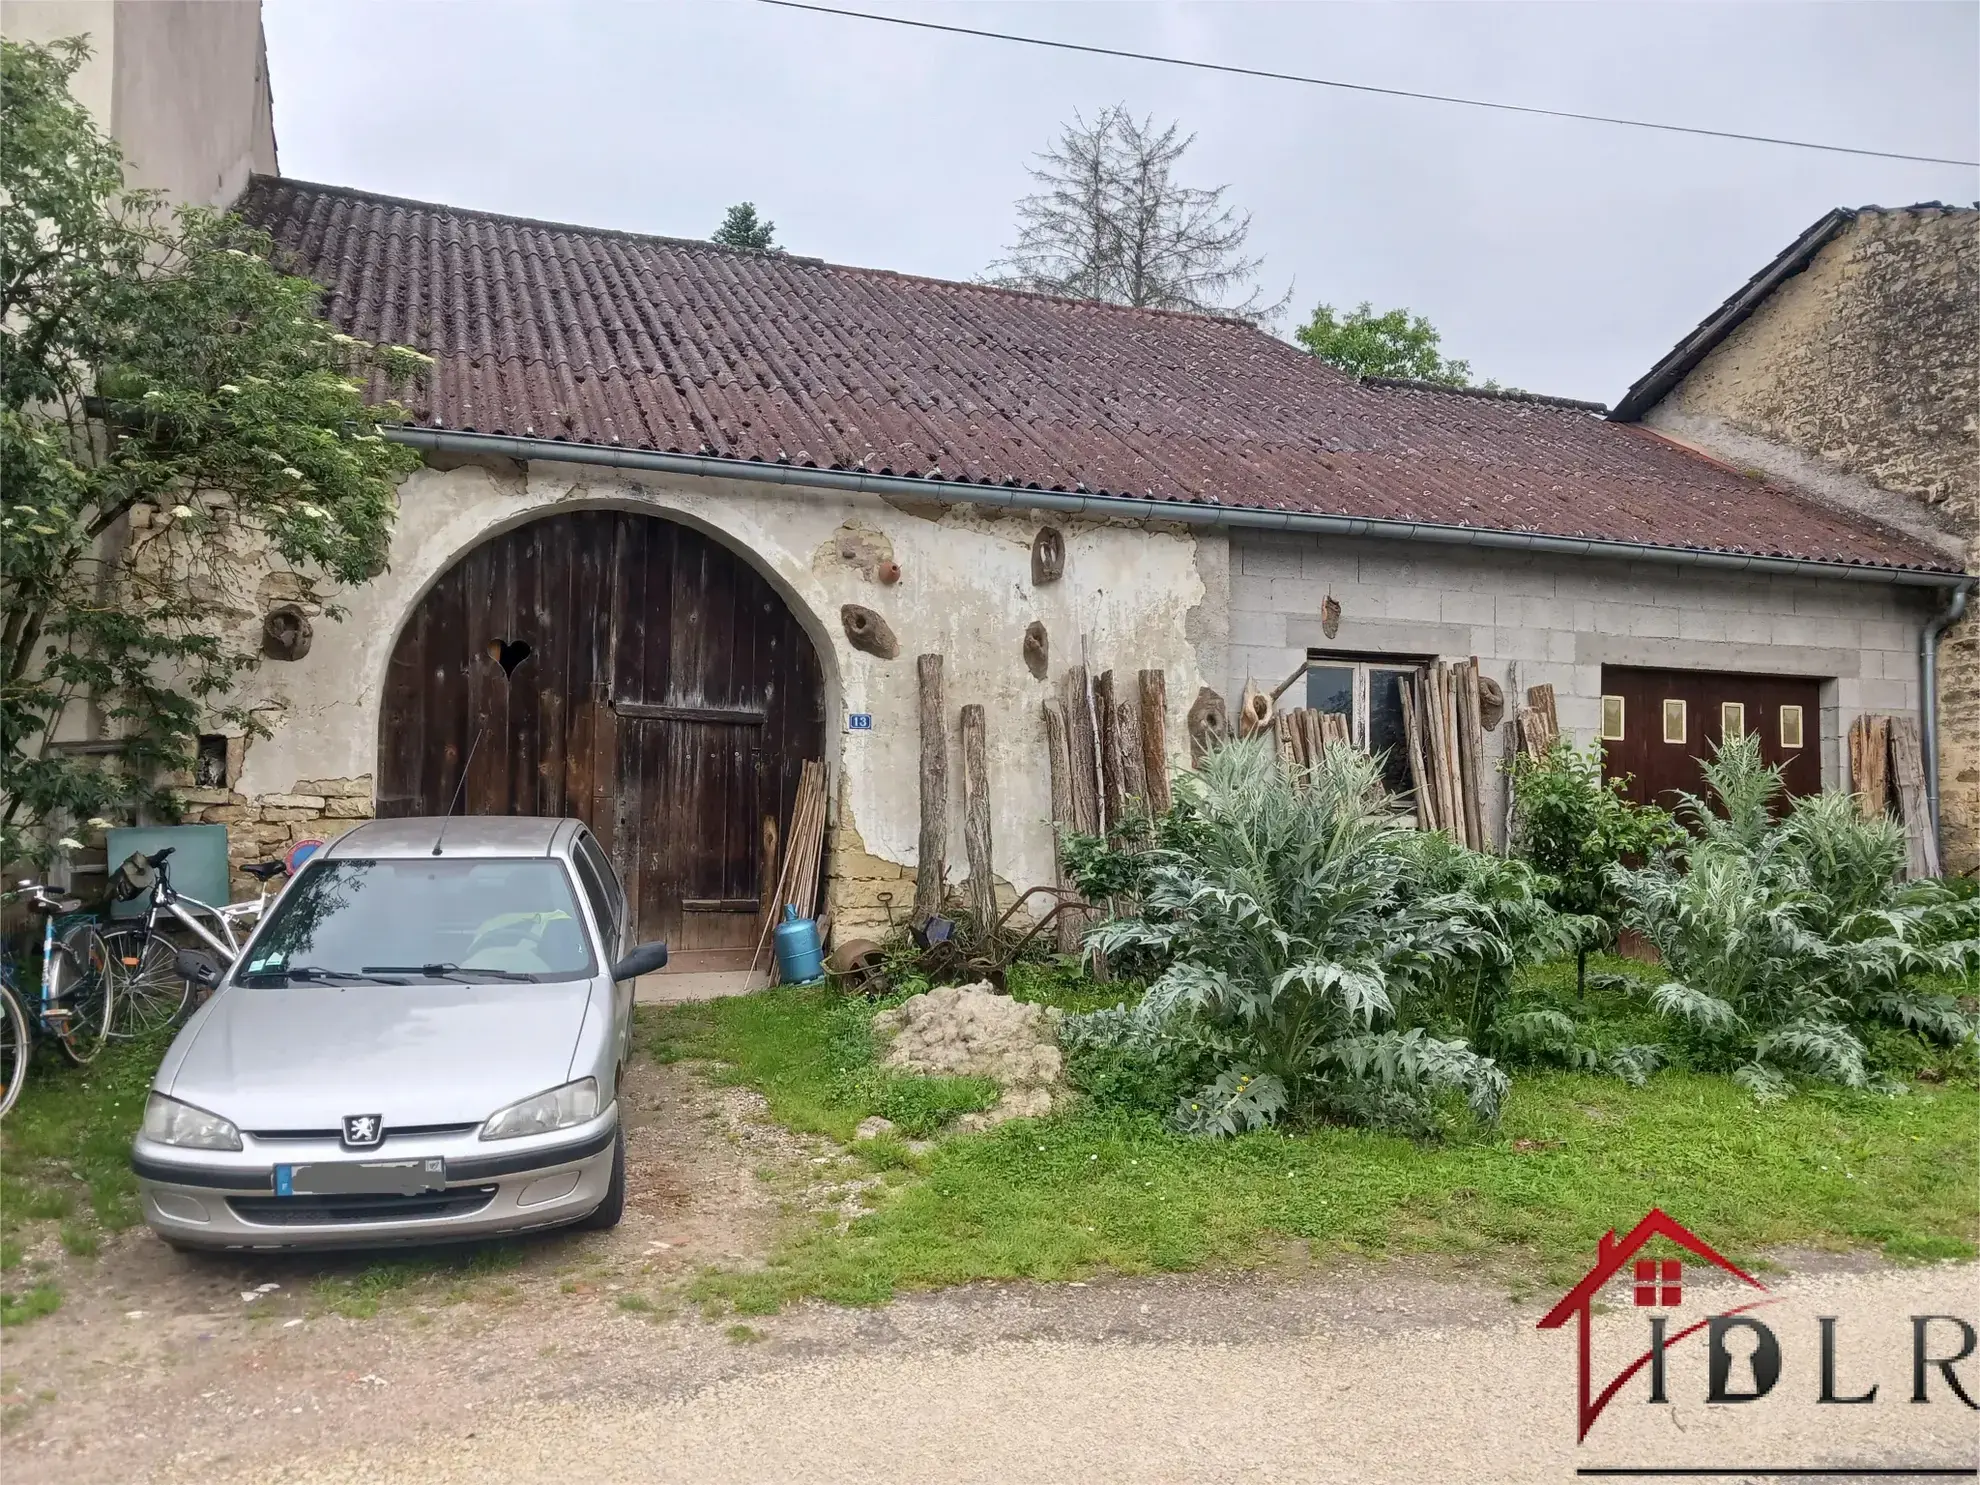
[1228,533,1935,843]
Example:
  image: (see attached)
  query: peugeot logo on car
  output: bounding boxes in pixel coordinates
[342,1114,384,1148]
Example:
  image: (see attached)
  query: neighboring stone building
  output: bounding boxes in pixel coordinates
[1612,205,1978,873]
[0,0,277,209]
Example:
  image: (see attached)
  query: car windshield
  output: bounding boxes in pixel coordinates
[241,859,595,983]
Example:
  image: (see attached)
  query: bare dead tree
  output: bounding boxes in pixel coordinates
[988,105,1287,321]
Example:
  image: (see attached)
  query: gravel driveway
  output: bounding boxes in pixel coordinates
[6,1056,1974,1484]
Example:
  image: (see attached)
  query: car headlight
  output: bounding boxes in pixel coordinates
[479,1077,599,1141]
[140,1092,242,1151]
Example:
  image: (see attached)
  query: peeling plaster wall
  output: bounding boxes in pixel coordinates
[227,460,1215,937]
[1641,207,1978,872]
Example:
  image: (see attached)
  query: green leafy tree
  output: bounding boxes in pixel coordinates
[1295,301,1474,385]
[712,202,778,252]
[1509,740,1682,993]
[1,37,426,864]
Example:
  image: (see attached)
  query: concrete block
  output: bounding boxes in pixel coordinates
[1858,620,1916,651]
[1229,608,1287,648]
[1355,555,1422,590]
[1439,591,1496,626]
[1676,610,1729,642]
[1237,544,1304,578]
[1485,627,1553,662]
[1301,547,1363,584]
[1853,678,1915,712]
[1490,567,1560,599]
[1765,614,1855,649]
[1265,578,1333,614]
[1627,608,1682,639]
[1379,586,1446,624]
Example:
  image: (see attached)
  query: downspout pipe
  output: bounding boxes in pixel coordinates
[387,427,1975,593]
[1921,581,1974,852]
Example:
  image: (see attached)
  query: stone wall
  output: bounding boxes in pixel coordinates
[1228,532,1938,843]
[1641,206,1978,872]
[174,775,373,898]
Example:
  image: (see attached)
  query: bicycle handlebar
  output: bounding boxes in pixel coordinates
[144,847,176,868]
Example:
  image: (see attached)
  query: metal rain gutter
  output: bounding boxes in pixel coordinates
[387,427,1971,591]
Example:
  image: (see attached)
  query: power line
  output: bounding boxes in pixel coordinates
[757,0,1980,169]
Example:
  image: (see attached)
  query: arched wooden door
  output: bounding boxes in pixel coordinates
[378,510,825,957]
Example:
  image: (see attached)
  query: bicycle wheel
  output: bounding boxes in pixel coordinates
[0,980,28,1119]
[48,923,115,1066]
[102,929,191,1037]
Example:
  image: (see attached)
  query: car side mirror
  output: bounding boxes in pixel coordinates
[175,948,223,989]
[611,941,669,981]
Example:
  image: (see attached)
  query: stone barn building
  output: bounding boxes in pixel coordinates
[137,176,1964,963]
[1610,203,1978,874]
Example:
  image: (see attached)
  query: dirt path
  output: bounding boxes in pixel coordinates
[5,1060,1975,1484]
[2,1056,844,1482]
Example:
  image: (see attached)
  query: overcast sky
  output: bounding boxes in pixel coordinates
[262,1,1977,404]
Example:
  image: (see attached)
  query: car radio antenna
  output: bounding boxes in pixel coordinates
[431,725,485,856]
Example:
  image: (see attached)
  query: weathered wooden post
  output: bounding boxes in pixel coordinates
[914,653,947,920]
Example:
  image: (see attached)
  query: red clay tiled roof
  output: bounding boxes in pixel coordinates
[237,176,1955,573]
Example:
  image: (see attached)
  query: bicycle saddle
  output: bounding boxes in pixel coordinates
[241,860,287,881]
[28,893,81,915]
[144,847,176,867]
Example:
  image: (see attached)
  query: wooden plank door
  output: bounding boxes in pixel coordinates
[377,510,823,947]
[1599,665,1822,810]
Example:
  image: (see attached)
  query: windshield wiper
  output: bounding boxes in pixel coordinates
[245,965,407,985]
[361,962,541,984]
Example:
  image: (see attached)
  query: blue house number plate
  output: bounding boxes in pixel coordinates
[847,713,873,731]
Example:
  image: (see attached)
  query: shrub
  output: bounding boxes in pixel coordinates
[1611,733,1980,1100]
[1073,737,1523,1135]
[1508,740,1682,991]
[1399,831,1661,1083]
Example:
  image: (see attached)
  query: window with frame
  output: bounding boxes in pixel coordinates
[570,831,621,954]
[1720,701,1745,740]
[1661,698,1687,744]
[1305,656,1418,796]
[1779,704,1804,750]
[1600,695,1626,741]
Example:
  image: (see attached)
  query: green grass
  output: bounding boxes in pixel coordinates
[1,1030,174,1240]
[643,984,996,1140]
[310,1243,528,1319]
[655,958,1980,1316]
[0,1030,173,1328]
[0,1284,61,1327]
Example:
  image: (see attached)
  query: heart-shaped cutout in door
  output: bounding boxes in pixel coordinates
[486,638,534,677]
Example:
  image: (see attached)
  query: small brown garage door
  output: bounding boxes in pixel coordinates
[1599,666,1821,809]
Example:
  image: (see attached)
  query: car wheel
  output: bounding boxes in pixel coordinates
[575,1123,625,1231]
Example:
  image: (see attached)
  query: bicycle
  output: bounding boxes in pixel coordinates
[0,881,118,1117]
[103,849,290,1032]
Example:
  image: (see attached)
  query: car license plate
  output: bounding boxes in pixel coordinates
[274,1157,446,1197]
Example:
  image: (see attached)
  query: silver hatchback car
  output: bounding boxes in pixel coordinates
[131,817,668,1251]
